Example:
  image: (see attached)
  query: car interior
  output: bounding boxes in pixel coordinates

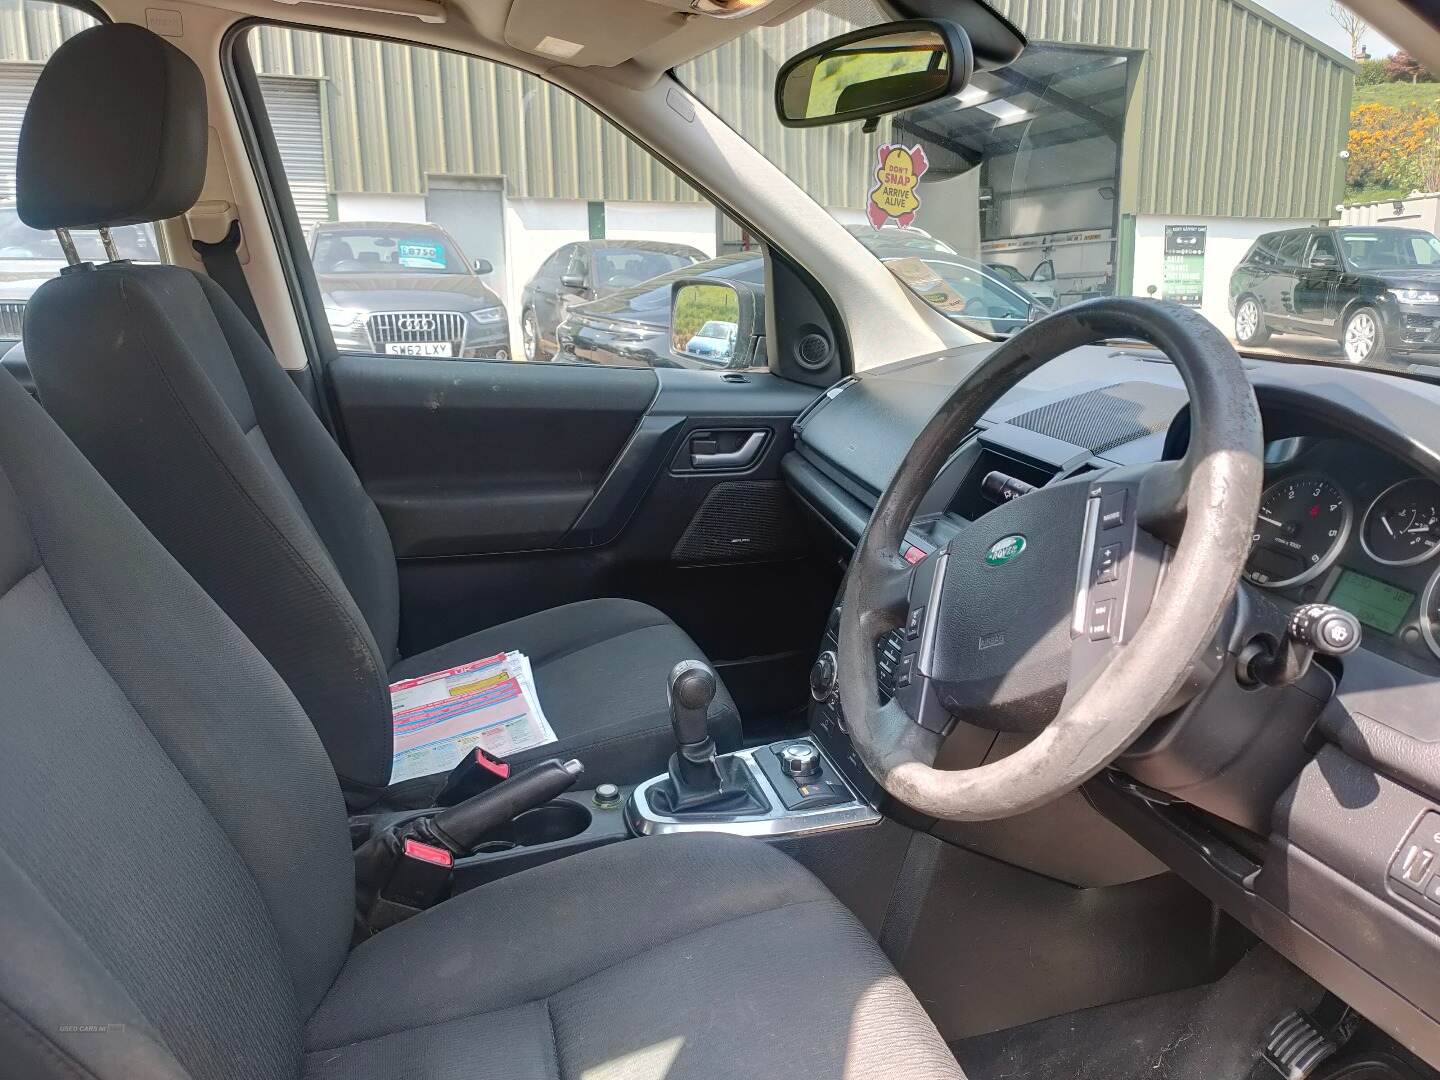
[5,1,1440,1079]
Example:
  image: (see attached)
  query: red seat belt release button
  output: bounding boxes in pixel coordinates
[381,839,454,910]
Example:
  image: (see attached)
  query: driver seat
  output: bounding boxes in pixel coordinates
[0,338,963,1078]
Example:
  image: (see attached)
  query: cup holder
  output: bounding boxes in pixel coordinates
[511,801,592,846]
[465,800,592,856]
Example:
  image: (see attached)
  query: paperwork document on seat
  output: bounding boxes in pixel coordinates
[389,651,556,784]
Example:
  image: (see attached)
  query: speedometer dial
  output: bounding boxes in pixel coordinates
[1423,567,1440,660]
[1244,474,1351,588]
[1361,478,1440,566]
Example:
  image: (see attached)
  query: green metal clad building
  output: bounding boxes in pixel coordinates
[240,0,1355,224]
[0,0,1353,266]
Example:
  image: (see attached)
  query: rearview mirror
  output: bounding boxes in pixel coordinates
[670,280,759,368]
[775,19,973,129]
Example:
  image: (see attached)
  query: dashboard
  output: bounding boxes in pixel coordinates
[782,340,1440,1066]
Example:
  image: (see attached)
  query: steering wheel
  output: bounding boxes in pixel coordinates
[837,298,1264,821]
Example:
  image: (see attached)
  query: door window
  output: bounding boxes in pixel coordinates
[1308,233,1339,266]
[245,26,760,368]
[1275,233,1310,266]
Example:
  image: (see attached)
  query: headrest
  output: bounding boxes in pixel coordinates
[17,23,207,231]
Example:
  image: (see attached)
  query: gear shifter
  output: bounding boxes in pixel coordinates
[650,660,767,816]
[668,660,722,791]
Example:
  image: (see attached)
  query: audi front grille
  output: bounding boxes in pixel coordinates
[367,311,465,350]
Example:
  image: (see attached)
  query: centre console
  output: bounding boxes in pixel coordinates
[626,737,878,837]
[624,657,880,837]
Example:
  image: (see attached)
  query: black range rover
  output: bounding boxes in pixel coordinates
[1230,225,1440,367]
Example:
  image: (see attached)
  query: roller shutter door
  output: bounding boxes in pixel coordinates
[259,75,331,234]
[0,64,42,203]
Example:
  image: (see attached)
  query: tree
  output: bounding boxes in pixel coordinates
[1355,58,1387,86]
[1385,51,1435,84]
[1330,2,1369,61]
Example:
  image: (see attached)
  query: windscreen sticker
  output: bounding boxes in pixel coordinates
[397,240,447,270]
[867,143,929,229]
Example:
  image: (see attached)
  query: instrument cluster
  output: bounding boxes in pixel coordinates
[1243,438,1440,666]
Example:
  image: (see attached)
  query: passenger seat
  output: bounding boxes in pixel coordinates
[16,24,740,804]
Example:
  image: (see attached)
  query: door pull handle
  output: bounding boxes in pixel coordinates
[691,431,765,469]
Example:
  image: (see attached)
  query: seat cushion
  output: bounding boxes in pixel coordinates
[390,599,742,785]
[306,833,964,1080]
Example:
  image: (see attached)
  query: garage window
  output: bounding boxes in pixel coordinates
[243,25,760,372]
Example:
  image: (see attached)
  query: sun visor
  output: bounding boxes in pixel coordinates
[504,0,690,67]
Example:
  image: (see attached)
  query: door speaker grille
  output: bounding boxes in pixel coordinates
[672,480,806,564]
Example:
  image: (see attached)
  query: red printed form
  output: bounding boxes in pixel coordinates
[388,651,556,784]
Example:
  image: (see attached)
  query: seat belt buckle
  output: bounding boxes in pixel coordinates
[434,747,511,806]
[354,831,456,937]
[374,837,453,916]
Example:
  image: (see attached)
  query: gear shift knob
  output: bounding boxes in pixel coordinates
[668,660,716,748]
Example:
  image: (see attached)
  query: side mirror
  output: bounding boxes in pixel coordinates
[670,279,761,369]
[1309,252,1339,269]
[775,19,974,129]
[560,273,586,291]
[473,258,493,275]
[1031,259,1056,283]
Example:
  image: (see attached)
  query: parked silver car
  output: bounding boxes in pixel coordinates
[311,222,510,360]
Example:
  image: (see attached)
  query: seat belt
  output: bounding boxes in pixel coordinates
[193,219,270,347]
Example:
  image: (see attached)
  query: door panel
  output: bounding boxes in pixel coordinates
[329,357,833,727]
[329,354,657,557]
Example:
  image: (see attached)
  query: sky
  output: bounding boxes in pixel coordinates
[1250,0,1400,59]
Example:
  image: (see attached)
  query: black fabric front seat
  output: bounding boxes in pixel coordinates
[0,365,964,1080]
[16,24,740,802]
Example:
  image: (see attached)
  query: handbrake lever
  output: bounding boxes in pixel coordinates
[418,757,584,856]
[353,757,584,937]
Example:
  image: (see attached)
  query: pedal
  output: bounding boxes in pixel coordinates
[1261,1009,1340,1080]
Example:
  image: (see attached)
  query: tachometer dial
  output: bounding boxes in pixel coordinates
[1361,478,1440,566]
[1244,474,1350,588]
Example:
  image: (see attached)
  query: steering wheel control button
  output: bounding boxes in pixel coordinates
[906,605,926,640]
[1100,489,1128,530]
[1088,598,1115,641]
[809,650,838,702]
[895,653,915,688]
[1096,542,1123,585]
[779,743,821,778]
